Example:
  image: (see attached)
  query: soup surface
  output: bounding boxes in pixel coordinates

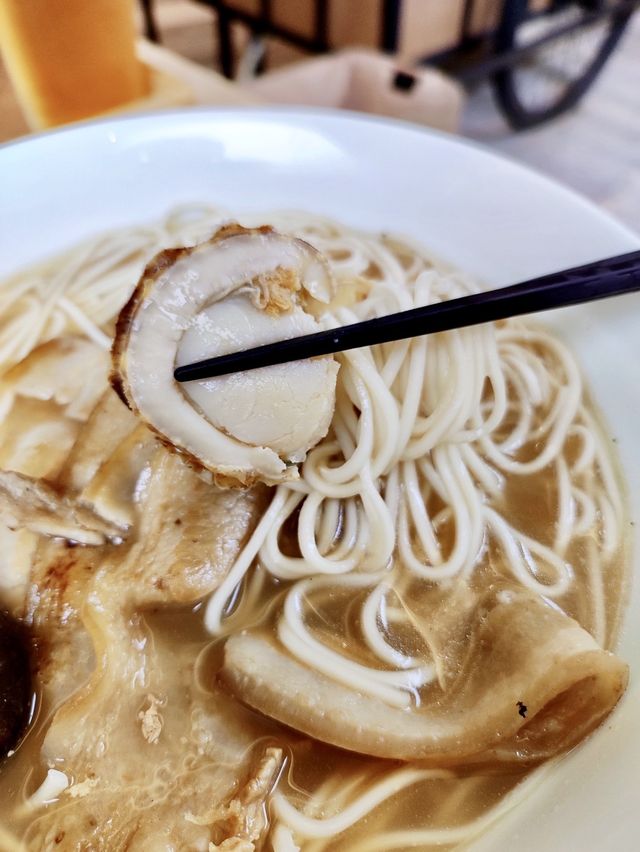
[0,206,629,851]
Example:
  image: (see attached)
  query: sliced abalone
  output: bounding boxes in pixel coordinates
[112,225,338,486]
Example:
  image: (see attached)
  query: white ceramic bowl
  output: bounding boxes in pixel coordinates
[1,108,638,851]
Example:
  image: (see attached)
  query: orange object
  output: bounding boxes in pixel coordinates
[0,0,148,129]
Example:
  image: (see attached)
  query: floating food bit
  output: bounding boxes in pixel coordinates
[138,693,164,745]
[0,609,33,758]
[0,469,121,545]
[185,746,283,844]
[112,224,339,487]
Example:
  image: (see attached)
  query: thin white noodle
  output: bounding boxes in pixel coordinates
[360,583,418,669]
[57,297,112,349]
[204,488,288,633]
[586,535,607,647]
[554,456,575,556]
[271,825,301,852]
[272,769,449,838]
[485,507,573,598]
[348,766,551,852]
[572,486,597,537]
[278,576,433,708]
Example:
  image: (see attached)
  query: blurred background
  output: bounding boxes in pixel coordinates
[1,0,638,229]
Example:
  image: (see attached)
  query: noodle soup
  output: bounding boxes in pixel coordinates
[0,206,629,851]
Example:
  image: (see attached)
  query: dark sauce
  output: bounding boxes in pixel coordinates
[0,610,34,759]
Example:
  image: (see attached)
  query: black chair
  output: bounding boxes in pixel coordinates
[138,0,637,129]
[191,0,401,78]
[139,0,160,43]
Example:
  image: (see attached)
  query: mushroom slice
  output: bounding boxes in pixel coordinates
[112,224,339,487]
[3,336,110,421]
[58,389,138,493]
[221,588,628,765]
[0,470,120,545]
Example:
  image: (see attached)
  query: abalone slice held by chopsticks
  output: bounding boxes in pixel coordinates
[112,224,339,486]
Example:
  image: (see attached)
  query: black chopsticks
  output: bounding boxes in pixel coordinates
[174,249,640,383]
